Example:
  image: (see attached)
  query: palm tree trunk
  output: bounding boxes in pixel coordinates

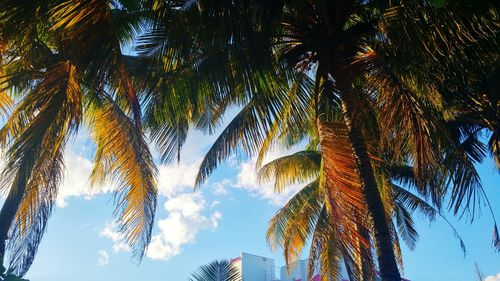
[0,161,29,266]
[335,73,402,281]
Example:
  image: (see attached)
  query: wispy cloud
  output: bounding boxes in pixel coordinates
[220,147,306,205]
[212,179,231,195]
[97,250,109,266]
[99,193,221,261]
[99,223,131,253]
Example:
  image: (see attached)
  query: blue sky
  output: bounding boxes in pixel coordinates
[20,120,500,281]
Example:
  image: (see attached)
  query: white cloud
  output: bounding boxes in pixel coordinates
[485,273,500,281]
[57,149,113,207]
[145,193,221,260]
[97,250,109,266]
[61,114,307,262]
[157,162,200,196]
[99,223,131,253]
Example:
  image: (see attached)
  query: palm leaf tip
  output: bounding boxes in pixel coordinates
[493,223,500,252]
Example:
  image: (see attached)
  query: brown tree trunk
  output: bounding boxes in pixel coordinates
[335,72,402,281]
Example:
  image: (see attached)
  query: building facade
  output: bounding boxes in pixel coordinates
[231,252,278,281]
[280,260,308,281]
[230,253,407,281]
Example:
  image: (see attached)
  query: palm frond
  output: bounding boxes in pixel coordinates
[381,0,499,70]
[488,132,500,171]
[258,150,321,192]
[189,259,240,281]
[317,120,372,275]
[307,207,343,281]
[194,83,288,187]
[51,0,143,124]
[392,185,467,255]
[393,201,418,251]
[89,95,157,259]
[0,61,82,275]
[317,121,367,224]
[266,179,323,267]
[355,46,446,183]
[149,120,189,164]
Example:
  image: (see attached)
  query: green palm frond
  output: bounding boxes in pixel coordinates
[255,73,315,169]
[194,81,289,187]
[393,200,418,251]
[381,0,499,69]
[392,185,467,255]
[258,151,321,192]
[149,120,189,164]
[189,260,240,281]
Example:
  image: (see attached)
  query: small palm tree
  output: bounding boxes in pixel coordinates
[261,144,466,281]
[189,260,240,281]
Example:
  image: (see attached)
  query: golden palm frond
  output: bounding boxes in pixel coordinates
[354,46,447,186]
[488,133,500,171]
[0,61,82,275]
[317,120,373,277]
[318,121,367,213]
[267,179,322,267]
[0,67,14,118]
[89,95,157,259]
[307,207,344,281]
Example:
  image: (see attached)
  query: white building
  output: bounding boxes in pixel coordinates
[229,253,362,281]
[231,252,278,281]
[280,260,308,281]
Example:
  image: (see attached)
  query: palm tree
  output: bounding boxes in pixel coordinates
[0,0,157,275]
[139,1,499,279]
[189,260,240,281]
[261,146,468,281]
